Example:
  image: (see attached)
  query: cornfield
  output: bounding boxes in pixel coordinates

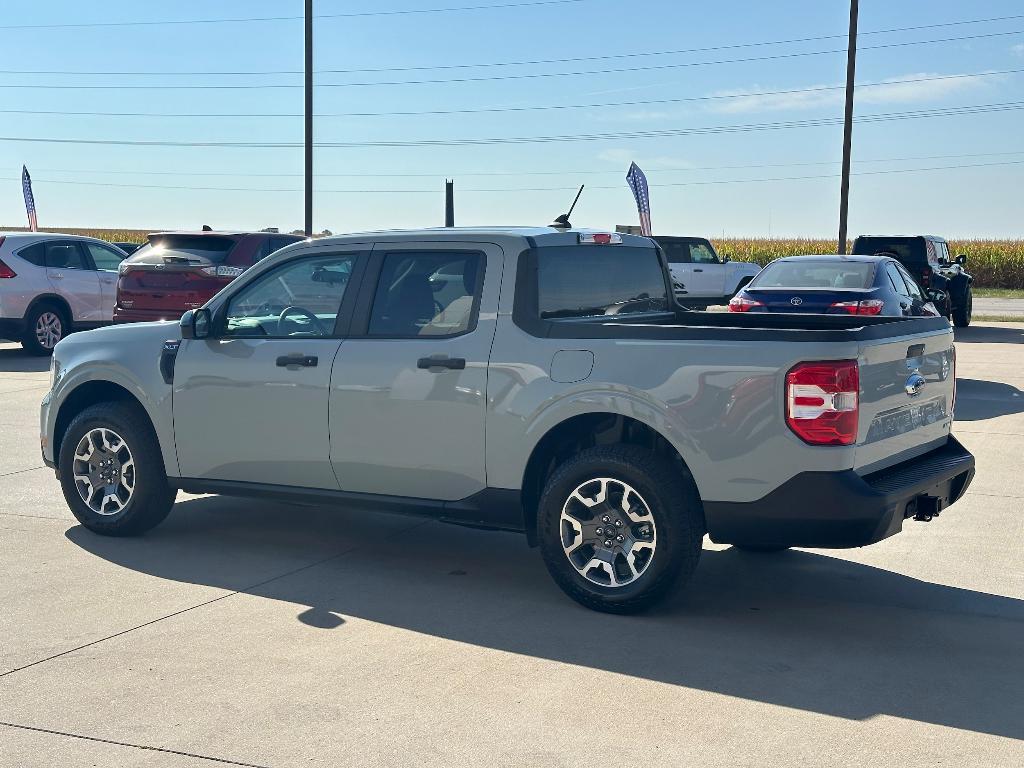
[713,238,1024,289]
[4,226,1023,288]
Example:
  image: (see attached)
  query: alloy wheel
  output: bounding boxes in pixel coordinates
[559,477,657,587]
[72,428,136,515]
[35,311,63,349]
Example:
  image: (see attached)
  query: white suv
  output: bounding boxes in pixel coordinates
[0,232,126,355]
[654,236,761,309]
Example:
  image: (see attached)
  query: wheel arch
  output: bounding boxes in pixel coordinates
[53,380,156,470]
[25,293,73,325]
[520,412,699,546]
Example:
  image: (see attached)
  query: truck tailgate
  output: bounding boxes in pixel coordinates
[855,324,955,473]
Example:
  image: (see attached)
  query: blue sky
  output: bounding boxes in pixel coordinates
[1,0,1022,237]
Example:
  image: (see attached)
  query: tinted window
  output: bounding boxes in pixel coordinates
[368,251,481,337]
[85,243,125,272]
[659,242,690,264]
[852,237,926,267]
[45,241,87,270]
[536,246,669,319]
[271,236,300,253]
[143,235,238,264]
[16,242,46,267]
[884,264,907,296]
[896,263,926,301]
[689,241,719,264]
[224,254,356,337]
[750,260,875,289]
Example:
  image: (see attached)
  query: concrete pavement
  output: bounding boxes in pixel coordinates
[974,297,1024,318]
[0,327,1022,767]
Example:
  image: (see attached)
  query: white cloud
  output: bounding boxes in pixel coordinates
[706,72,992,114]
[1012,43,1024,58]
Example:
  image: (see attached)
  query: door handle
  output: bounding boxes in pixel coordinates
[50,273,64,279]
[417,356,466,370]
[276,354,318,368]
[693,268,704,272]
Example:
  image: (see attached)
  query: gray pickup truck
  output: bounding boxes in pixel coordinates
[41,227,975,613]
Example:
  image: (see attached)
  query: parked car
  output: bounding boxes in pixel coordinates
[852,235,973,327]
[0,232,127,355]
[653,236,760,308]
[728,254,943,317]
[113,242,143,256]
[42,227,973,613]
[114,230,303,323]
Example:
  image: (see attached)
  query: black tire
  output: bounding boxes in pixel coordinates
[952,286,972,328]
[58,401,176,536]
[733,544,789,553]
[537,445,705,614]
[21,302,67,356]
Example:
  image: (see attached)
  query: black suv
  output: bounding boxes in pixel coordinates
[852,235,973,327]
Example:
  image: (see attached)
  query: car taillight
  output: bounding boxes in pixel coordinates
[728,296,764,312]
[578,232,622,245]
[830,299,884,315]
[785,360,859,446]
[920,271,930,288]
[0,258,16,278]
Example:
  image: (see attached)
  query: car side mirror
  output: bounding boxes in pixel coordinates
[722,254,731,263]
[180,308,212,340]
[927,289,947,305]
[956,254,967,265]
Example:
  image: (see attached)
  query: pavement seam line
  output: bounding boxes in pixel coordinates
[0,721,273,768]
[0,511,70,521]
[0,517,431,679]
[0,465,45,478]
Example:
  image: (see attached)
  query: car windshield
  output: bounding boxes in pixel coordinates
[137,235,238,264]
[536,245,669,319]
[750,260,875,289]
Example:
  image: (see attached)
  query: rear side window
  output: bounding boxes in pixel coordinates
[749,260,875,289]
[536,246,669,319]
[145,235,238,264]
[16,242,46,267]
[896,263,926,301]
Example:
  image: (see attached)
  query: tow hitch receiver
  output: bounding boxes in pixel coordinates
[911,495,945,522]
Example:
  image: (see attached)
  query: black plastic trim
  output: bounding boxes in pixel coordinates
[703,436,975,548]
[169,478,525,532]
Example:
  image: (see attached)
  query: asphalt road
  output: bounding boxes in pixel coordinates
[975,298,1024,317]
[1,327,1022,767]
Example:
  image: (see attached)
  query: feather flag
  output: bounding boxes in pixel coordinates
[22,165,38,232]
[625,162,652,236]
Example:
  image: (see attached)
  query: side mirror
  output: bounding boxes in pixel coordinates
[956,254,967,265]
[927,289,948,306]
[722,254,731,263]
[180,308,212,340]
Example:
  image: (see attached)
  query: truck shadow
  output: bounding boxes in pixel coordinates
[0,347,50,373]
[954,325,1024,344]
[953,378,1024,421]
[65,495,1023,741]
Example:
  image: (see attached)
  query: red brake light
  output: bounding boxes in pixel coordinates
[0,258,16,279]
[830,299,884,316]
[728,296,764,312]
[785,360,860,446]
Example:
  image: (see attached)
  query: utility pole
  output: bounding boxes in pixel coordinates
[837,0,859,254]
[304,0,313,237]
[445,180,455,227]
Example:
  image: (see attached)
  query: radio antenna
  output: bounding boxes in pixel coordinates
[550,184,585,229]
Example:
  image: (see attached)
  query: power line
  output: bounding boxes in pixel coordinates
[16,158,1024,195]
[1,69,1019,119]
[0,0,589,30]
[2,101,1021,149]
[1,29,1021,90]
[4,101,1023,149]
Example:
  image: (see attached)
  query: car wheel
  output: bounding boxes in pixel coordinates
[538,445,704,613]
[59,402,176,536]
[952,286,972,328]
[21,302,66,356]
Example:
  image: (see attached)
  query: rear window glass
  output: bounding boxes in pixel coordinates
[852,237,927,265]
[750,260,875,289]
[536,246,669,319]
[16,242,46,267]
[140,235,238,264]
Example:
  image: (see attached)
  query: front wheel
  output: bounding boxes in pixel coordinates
[59,402,176,536]
[538,445,705,613]
[952,286,972,328]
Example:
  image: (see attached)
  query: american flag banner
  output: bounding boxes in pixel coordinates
[625,162,652,236]
[22,165,38,232]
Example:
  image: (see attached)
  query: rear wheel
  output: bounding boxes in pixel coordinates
[538,445,704,613]
[59,402,176,536]
[21,302,66,356]
[952,286,972,328]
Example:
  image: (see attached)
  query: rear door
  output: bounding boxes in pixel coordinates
[329,242,500,500]
[44,240,102,322]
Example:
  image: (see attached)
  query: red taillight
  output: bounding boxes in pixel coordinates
[0,258,16,279]
[920,271,930,288]
[785,360,860,446]
[830,299,884,316]
[728,296,764,312]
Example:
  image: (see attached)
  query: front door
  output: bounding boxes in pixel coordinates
[329,243,501,501]
[83,242,126,320]
[173,251,364,489]
[44,241,102,322]
[685,241,727,298]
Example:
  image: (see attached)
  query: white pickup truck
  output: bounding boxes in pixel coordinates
[655,236,761,309]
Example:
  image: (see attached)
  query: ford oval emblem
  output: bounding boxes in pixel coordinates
[790,296,803,306]
[905,373,926,397]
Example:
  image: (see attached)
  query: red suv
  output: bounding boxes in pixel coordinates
[114,231,302,323]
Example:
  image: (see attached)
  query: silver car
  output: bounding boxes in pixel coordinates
[0,232,126,354]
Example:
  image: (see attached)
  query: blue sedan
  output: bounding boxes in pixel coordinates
[728,254,943,317]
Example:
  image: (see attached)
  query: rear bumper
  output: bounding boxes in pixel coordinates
[113,307,187,324]
[0,318,27,340]
[704,436,975,548]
